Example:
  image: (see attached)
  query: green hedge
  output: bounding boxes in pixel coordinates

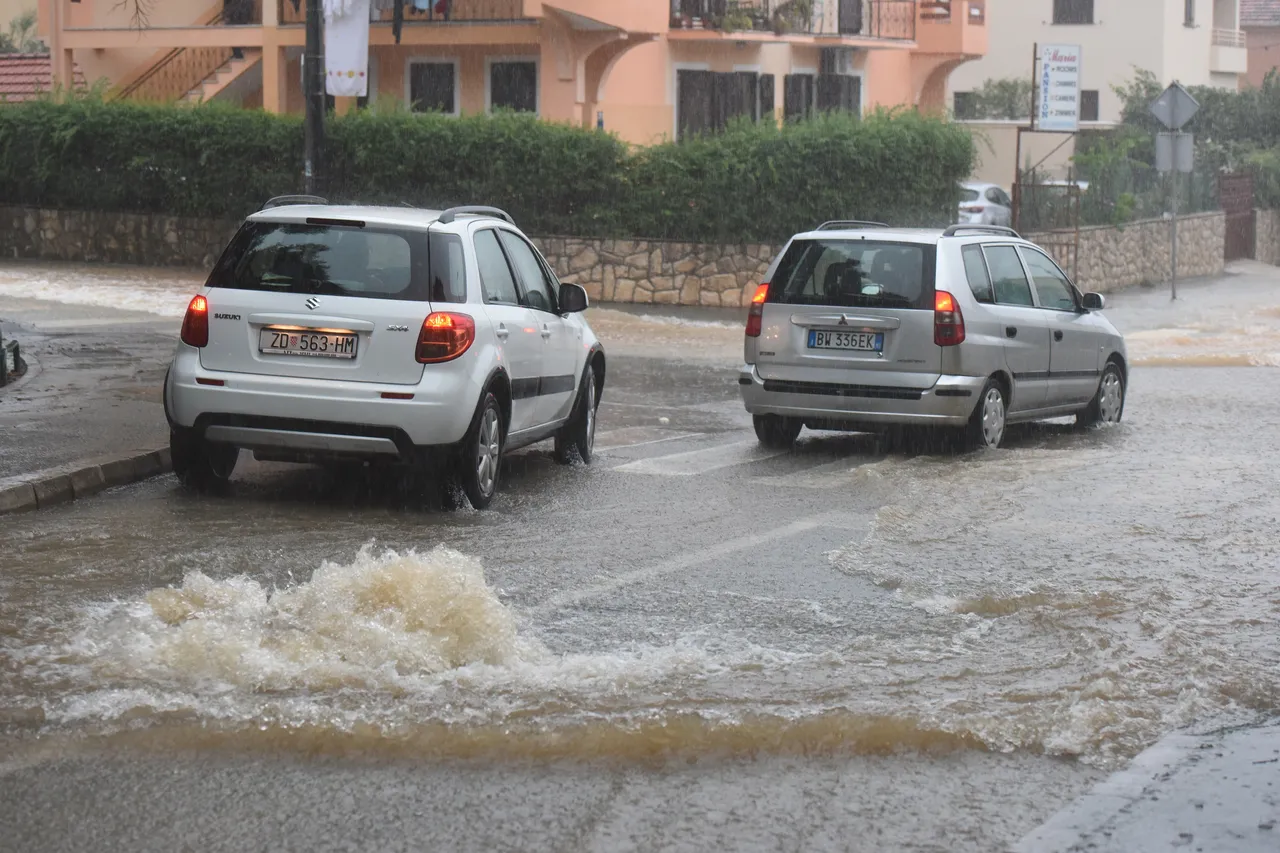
[0,97,973,243]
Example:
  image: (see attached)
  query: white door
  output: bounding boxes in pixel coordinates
[473,228,544,433]
[496,230,581,426]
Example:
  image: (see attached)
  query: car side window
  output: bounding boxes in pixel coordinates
[986,188,1001,204]
[997,189,1012,206]
[982,245,1035,307]
[1021,247,1078,311]
[961,244,994,304]
[473,229,520,305]
[497,231,557,314]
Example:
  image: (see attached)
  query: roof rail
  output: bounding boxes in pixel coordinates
[262,194,329,210]
[438,205,515,225]
[817,220,890,231]
[942,224,1023,239]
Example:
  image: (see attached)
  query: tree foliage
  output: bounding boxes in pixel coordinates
[956,77,1034,121]
[0,11,46,53]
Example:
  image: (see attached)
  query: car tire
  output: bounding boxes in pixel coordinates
[553,364,599,465]
[1076,362,1125,428]
[753,414,802,449]
[454,390,504,510]
[963,378,1007,450]
[170,427,238,491]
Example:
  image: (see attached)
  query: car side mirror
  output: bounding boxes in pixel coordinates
[1082,292,1105,311]
[559,283,588,314]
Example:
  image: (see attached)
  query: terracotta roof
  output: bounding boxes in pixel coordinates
[0,53,87,104]
[1242,0,1280,27]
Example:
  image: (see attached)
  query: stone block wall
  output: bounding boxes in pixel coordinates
[0,204,1249,306]
[1255,209,1280,266]
[531,237,780,309]
[1027,212,1226,294]
[0,206,239,269]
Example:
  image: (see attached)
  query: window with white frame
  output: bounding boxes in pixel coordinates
[409,61,457,114]
[489,60,537,113]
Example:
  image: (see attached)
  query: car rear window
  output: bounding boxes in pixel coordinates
[207,221,433,302]
[960,189,981,203]
[768,239,936,310]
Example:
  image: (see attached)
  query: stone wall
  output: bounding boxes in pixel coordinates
[0,206,239,270]
[531,237,778,309]
[1027,212,1226,294]
[1255,208,1280,266]
[0,204,1246,307]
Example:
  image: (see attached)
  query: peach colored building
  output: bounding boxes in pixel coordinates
[37,0,987,144]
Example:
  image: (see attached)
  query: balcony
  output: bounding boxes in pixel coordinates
[668,1,917,43]
[1211,27,1248,75]
[279,0,528,25]
[915,0,985,56]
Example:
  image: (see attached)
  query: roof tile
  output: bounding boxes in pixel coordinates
[1242,0,1280,27]
[0,54,87,104]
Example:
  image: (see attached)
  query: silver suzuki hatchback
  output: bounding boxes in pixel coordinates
[738,223,1128,450]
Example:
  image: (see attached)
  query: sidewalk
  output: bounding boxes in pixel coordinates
[0,293,178,512]
[1013,719,1280,852]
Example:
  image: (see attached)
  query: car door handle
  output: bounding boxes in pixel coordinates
[541,324,552,339]
[1005,326,1018,338]
[1054,330,1064,341]
[496,324,509,340]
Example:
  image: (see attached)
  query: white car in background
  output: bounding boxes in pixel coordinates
[958,182,1013,227]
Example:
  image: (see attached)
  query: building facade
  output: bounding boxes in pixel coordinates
[35,0,987,144]
[949,0,1246,186]
[1243,0,1280,87]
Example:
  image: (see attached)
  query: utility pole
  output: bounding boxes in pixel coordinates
[303,0,325,195]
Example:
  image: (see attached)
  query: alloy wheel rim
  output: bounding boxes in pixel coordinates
[1099,373,1123,423]
[476,407,500,496]
[982,388,1005,448]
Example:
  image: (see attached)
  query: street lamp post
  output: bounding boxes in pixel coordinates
[303,0,325,194]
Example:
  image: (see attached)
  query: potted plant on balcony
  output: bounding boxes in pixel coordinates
[721,1,754,33]
[771,0,812,36]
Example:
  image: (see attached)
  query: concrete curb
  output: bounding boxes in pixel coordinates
[0,447,171,516]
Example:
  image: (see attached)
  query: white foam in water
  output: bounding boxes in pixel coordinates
[0,268,197,318]
[46,545,822,730]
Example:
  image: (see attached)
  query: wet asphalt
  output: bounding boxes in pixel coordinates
[2,262,1279,852]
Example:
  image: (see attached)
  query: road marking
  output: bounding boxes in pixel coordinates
[611,438,787,476]
[597,431,707,453]
[532,513,848,614]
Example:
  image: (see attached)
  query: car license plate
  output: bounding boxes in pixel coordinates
[259,328,358,359]
[808,330,884,352]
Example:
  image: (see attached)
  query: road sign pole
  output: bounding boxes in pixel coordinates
[1171,141,1179,301]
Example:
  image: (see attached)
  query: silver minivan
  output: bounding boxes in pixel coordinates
[738,223,1128,450]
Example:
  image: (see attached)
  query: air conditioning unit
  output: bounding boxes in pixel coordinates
[820,48,858,76]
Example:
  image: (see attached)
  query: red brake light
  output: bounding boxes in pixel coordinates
[746,283,769,338]
[416,312,475,363]
[934,290,965,347]
[181,295,209,347]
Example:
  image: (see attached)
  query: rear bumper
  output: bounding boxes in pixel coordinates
[166,347,480,452]
[738,364,983,427]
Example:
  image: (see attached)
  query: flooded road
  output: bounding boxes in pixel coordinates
[2,261,1279,851]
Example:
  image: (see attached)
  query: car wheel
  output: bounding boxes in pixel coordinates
[170,427,238,491]
[963,378,1006,450]
[456,390,504,510]
[753,414,802,449]
[554,364,599,465]
[1077,362,1125,428]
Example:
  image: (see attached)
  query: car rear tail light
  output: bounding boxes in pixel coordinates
[745,283,769,338]
[416,312,475,363]
[960,206,984,214]
[181,295,209,347]
[934,290,966,347]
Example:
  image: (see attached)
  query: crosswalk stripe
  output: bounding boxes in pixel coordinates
[611,438,789,477]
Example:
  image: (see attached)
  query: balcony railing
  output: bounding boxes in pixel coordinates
[670,1,917,42]
[1212,27,1246,48]
[115,1,263,102]
[279,0,525,25]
